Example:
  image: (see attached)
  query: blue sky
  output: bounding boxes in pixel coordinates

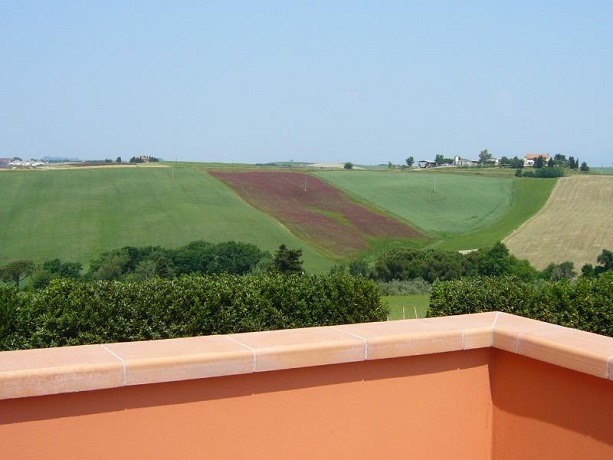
[1,1,612,166]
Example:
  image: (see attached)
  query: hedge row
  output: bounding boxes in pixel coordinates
[428,273,613,337]
[1,273,386,350]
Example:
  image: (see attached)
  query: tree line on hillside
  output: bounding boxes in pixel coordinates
[502,153,588,170]
[0,242,304,290]
[1,241,611,292]
[333,243,613,293]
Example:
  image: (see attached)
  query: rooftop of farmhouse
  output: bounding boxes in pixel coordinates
[1,311,612,459]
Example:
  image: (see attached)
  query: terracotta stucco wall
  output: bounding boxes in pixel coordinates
[2,313,611,458]
[490,349,613,460]
[0,349,493,460]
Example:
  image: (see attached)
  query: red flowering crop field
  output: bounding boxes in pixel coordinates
[210,170,424,258]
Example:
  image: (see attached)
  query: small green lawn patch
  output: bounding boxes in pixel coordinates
[384,294,430,320]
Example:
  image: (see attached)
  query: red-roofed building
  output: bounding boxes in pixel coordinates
[524,153,551,166]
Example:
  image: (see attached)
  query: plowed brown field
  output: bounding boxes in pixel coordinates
[210,170,423,257]
[504,176,613,269]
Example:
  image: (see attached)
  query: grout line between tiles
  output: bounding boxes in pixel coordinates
[492,311,501,328]
[226,337,257,372]
[461,330,466,350]
[607,356,613,380]
[491,312,501,346]
[515,332,526,354]
[100,345,127,386]
[332,328,368,360]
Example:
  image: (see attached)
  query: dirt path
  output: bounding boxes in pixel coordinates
[503,175,613,269]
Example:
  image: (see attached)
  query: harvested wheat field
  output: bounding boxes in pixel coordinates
[504,176,613,269]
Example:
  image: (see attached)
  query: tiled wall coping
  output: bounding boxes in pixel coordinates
[1,312,612,400]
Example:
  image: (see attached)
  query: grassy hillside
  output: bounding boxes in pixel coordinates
[315,170,513,235]
[436,177,556,250]
[315,170,555,250]
[0,164,562,273]
[0,166,334,272]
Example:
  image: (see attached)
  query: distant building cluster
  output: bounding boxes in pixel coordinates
[129,155,160,163]
[417,153,553,169]
[0,157,47,169]
[0,155,163,168]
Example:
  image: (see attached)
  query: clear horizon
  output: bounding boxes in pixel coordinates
[1,1,612,167]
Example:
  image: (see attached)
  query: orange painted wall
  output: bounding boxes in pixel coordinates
[490,349,613,460]
[0,349,493,460]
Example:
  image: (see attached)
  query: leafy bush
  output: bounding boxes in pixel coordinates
[428,274,613,337]
[0,287,24,343]
[0,286,31,350]
[534,166,565,178]
[1,273,386,350]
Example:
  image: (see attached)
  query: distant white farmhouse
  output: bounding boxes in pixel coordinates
[524,153,551,167]
[417,160,437,168]
[453,156,480,167]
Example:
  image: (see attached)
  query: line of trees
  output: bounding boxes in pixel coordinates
[3,241,611,292]
[332,243,613,285]
[0,241,305,290]
[498,153,590,175]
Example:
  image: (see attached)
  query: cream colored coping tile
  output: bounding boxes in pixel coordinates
[0,345,124,399]
[335,312,496,360]
[518,327,613,379]
[228,326,366,372]
[104,336,254,386]
[492,312,560,353]
[1,312,612,400]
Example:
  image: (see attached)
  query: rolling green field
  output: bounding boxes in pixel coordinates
[0,163,558,272]
[315,170,513,235]
[0,166,334,271]
[315,170,555,250]
[436,177,557,250]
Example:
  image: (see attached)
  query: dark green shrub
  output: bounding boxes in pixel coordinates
[428,274,613,337]
[2,273,386,350]
[0,286,31,350]
[534,166,564,178]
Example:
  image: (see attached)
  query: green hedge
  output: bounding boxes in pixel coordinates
[1,273,386,350]
[428,274,613,337]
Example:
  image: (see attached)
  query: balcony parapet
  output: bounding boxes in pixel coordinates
[1,312,612,400]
